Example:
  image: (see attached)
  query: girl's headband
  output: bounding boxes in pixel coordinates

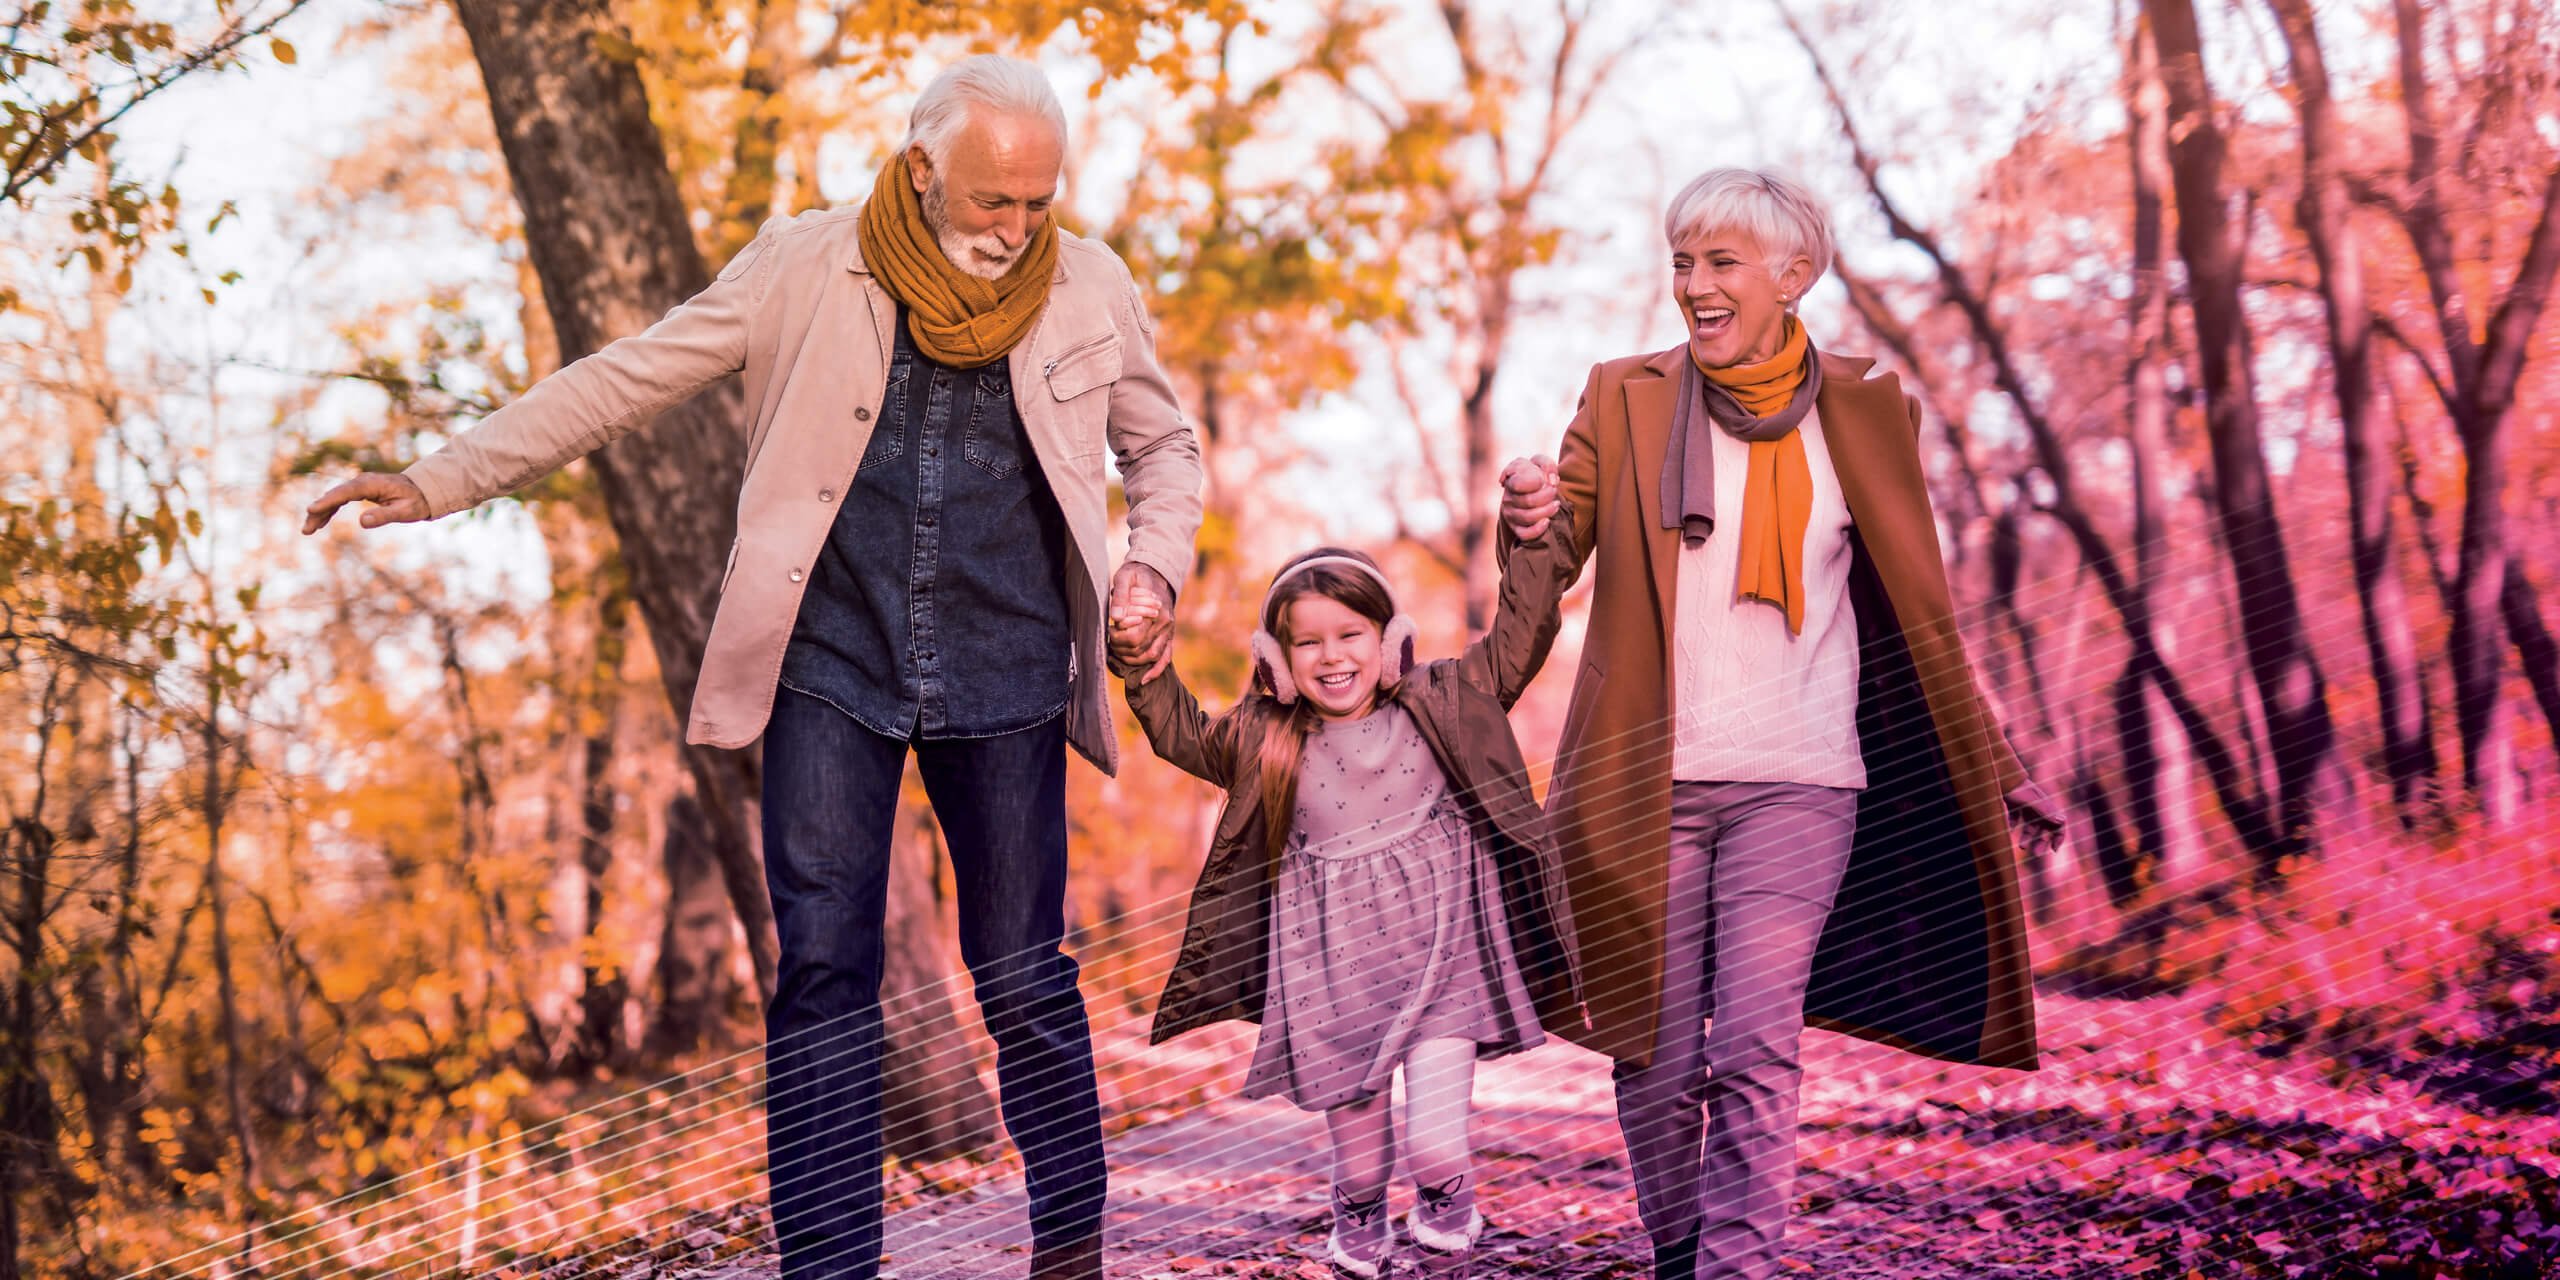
[1261,555,1400,616]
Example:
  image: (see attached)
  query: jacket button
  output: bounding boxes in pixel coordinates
[788,568,804,583]
[819,488,835,502]
[855,407,872,422]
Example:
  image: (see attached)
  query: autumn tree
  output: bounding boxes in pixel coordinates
[2364,0,2560,821]
[2264,0,2440,824]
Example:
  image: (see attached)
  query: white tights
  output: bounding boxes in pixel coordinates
[1325,1037,1481,1246]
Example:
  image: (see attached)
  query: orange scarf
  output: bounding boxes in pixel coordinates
[856,153,1058,368]
[1695,316,1814,634]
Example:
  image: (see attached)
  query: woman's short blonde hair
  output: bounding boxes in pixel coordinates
[1663,168,1836,293]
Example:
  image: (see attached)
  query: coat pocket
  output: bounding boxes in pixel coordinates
[1044,332,1123,403]
[1551,663,1608,812]
[1558,662,1607,761]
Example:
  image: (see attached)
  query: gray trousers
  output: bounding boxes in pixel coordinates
[1611,780,1859,1280]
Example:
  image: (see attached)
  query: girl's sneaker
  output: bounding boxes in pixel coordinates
[1408,1174,1483,1278]
[1328,1186,1395,1280]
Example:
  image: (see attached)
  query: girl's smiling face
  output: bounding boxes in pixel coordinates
[1282,595,1384,720]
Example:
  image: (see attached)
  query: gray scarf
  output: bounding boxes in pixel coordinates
[1660,350,1824,546]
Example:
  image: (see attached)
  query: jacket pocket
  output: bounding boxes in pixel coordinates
[1214,796,1257,845]
[1555,662,1608,782]
[1044,332,1123,402]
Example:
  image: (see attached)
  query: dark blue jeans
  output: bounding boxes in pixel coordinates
[760,686,1107,1280]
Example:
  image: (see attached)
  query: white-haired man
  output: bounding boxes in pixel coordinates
[305,55,1203,1280]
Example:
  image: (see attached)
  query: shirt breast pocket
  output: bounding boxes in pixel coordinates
[861,363,910,471]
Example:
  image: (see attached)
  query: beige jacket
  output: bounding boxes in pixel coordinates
[402,204,1204,773]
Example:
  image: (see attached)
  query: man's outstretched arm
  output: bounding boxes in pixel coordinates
[304,226,780,533]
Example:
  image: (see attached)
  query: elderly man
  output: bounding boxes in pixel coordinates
[304,56,1203,1280]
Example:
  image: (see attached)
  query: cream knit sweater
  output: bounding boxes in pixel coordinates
[1670,411,1866,788]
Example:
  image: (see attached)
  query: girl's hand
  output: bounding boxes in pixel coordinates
[1107,599,1162,676]
[1108,561,1177,683]
[1499,455,1561,541]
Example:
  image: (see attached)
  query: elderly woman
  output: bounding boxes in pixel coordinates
[1497,168,2062,1279]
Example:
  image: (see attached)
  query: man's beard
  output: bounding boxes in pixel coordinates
[923,179,1026,281]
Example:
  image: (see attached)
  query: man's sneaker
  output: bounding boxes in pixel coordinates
[1408,1174,1482,1277]
[1327,1186,1394,1280]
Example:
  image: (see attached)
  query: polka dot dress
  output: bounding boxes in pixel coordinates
[1240,704,1546,1112]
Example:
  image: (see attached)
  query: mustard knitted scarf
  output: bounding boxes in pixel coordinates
[855,152,1058,368]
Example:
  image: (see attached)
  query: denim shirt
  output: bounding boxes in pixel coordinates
[777,308,1073,740]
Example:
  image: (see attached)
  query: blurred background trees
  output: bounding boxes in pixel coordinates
[3,0,2556,1274]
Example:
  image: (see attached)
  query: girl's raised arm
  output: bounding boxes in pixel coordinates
[1119,660,1249,789]
[1458,497,1582,708]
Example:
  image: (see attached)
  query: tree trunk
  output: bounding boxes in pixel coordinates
[447,0,778,1000]
[2,811,60,1280]
[2118,15,2206,890]
[198,676,263,1217]
[573,552,633,1071]
[645,789,736,1059]
[879,800,1001,1159]
[2447,389,2519,822]
[2503,560,2560,762]
[1986,506,2058,742]
[2143,0,2336,874]
[711,0,801,260]
[63,161,165,1195]
[1458,359,1501,632]
[2382,0,2560,821]
[2267,0,2438,822]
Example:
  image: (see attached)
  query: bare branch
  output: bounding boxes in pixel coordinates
[1833,257,1995,524]
[2384,0,2484,397]
[3,0,319,204]
[2477,165,2560,421]
[2372,313,2457,416]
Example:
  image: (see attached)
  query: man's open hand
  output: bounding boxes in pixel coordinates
[303,473,429,535]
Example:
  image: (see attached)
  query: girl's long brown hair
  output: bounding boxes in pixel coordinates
[1255,547,1398,864]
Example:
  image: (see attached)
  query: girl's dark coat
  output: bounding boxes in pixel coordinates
[1125,528,1593,1048]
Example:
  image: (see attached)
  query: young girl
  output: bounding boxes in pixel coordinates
[1108,472,1589,1280]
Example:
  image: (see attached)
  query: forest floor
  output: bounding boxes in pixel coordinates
[605,987,2560,1280]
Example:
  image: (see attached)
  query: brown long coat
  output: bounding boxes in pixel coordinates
[1129,527,1593,1048]
[1522,347,2040,1071]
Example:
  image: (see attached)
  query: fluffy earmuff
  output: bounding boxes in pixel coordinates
[1249,628,1298,703]
[1249,556,1419,705]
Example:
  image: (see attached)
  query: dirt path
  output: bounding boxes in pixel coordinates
[668,991,2560,1279]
